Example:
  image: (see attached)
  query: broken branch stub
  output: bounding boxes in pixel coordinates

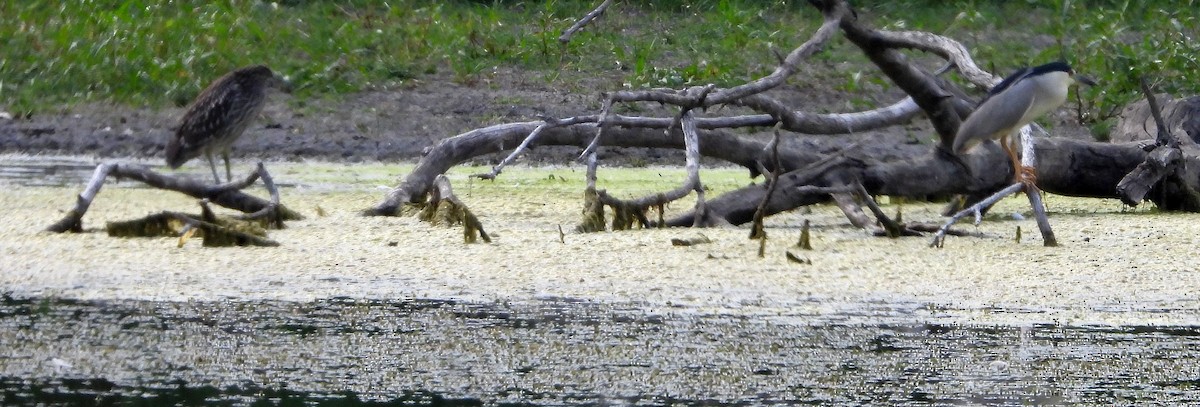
[417,175,491,243]
[1116,81,1200,210]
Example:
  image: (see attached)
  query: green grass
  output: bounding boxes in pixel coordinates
[1,0,1196,125]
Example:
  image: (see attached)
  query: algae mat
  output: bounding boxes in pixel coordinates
[1,158,1197,327]
[3,158,1200,404]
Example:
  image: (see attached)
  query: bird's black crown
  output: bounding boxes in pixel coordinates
[983,61,1074,101]
[1029,61,1073,76]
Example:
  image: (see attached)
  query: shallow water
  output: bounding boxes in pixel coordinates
[0,157,106,187]
[2,295,1199,405]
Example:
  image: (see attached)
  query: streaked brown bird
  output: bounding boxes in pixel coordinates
[166,65,286,183]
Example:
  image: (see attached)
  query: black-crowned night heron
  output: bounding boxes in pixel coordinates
[953,61,1096,183]
[166,65,286,183]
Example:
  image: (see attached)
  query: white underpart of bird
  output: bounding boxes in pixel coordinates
[1009,70,1072,157]
[954,69,1073,155]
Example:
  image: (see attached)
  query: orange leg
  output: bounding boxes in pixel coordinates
[1000,134,1037,187]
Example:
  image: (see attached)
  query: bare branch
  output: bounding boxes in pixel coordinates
[594,101,709,221]
[1141,78,1180,148]
[1023,183,1058,247]
[559,0,613,44]
[578,97,614,160]
[681,110,707,226]
[839,13,970,149]
[46,163,117,233]
[866,29,998,89]
[48,162,301,233]
[706,1,852,104]
[475,121,554,180]
[240,163,286,227]
[831,193,873,229]
[735,95,920,134]
[930,183,1023,248]
[750,126,784,239]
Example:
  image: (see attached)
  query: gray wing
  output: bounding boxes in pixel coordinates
[953,78,1037,153]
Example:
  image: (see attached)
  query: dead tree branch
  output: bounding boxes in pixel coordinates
[705,0,851,104]
[586,85,717,229]
[559,0,613,44]
[47,162,300,233]
[930,183,1022,247]
[1116,79,1200,210]
[366,0,1200,244]
[750,127,784,239]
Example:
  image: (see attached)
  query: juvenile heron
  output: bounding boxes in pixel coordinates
[166,65,286,183]
[953,61,1095,183]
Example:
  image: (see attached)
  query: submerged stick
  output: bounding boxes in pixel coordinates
[419,175,491,243]
[853,182,904,238]
[797,219,812,250]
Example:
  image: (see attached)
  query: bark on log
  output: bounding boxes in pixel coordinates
[1112,95,1200,144]
[666,138,1175,227]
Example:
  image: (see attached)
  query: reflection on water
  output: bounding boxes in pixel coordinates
[0,158,299,188]
[2,295,1199,405]
[0,158,103,187]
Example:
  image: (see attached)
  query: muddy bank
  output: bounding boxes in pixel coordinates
[3,68,1052,168]
[3,295,1200,405]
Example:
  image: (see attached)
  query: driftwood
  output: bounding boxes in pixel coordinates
[107,206,280,248]
[47,162,301,233]
[1111,94,1200,145]
[1113,81,1200,210]
[369,0,1200,244]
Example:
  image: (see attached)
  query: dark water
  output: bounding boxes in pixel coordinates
[2,294,1200,406]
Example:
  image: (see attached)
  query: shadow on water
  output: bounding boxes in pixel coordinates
[3,293,1200,405]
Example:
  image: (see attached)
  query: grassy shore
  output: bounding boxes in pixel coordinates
[0,1,1050,112]
[1,1,1195,129]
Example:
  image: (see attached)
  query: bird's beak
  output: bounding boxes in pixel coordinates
[1076,75,1097,86]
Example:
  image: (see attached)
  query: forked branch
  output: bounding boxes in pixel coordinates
[47,162,300,233]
